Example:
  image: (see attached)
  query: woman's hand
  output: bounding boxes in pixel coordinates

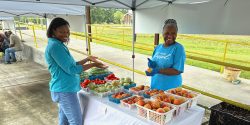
[82,62,108,71]
[94,62,108,69]
[77,56,99,65]
[147,58,156,68]
[145,68,159,76]
[87,56,99,62]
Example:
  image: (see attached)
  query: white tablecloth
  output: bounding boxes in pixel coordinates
[79,90,205,125]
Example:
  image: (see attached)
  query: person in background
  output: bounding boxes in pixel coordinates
[4,31,22,64]
[45,17,107,125]
[4,31,10,44]
[145,19,186,90]
[0,33,9,54]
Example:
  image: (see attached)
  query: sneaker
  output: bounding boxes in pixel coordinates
[5,61,11,64]
[232,80,241,85]
[11,59,17,62]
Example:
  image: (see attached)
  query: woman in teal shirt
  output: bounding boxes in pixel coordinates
[145,19,186,90]
[45,17,106,125]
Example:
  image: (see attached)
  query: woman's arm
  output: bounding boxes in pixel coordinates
[82,62,107,71]
[77,58,89,65]
[77,56,99,65]
[159,68,180,75]
[159,44,185,76]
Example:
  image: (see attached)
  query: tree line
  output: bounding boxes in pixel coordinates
[91,7,127,24]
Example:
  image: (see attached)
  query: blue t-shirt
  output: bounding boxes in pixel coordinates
[45,38,83,92]
[151,42,186,90]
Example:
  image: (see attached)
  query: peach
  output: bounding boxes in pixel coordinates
[123,100,128,103]
[130,87,136,91]
[144,103,152,109]
[173,99,181,105]
[176,87,182,92]
[116,95,122,99]
[170,89,176,94]
[133,98,138,102]
[146,68,152,73]
[181,90,188,94]
[127,100,133,104]
[179,98,185,103]
[156,96,162,101]
[138,85,144,90]
[163,98,171,103]
[138,97,144,100]
[145,91,150,95]
[137,100,145,106]
[177,92,182,96]
[151,101,161,109]
[144,86,150,90]
[156,108,165,113]
[169,95,175,101]
[183,93,188,97]
[187,93,195,98]
[163,107,170,112]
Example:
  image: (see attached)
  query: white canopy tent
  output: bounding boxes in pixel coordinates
[72,0,212,81]
[1,0,249,81]
[7,0,200,81]
[0,0,210,9]
[0,0,84,16]
[135,0,250,35]
[0,16,16,33]
[0,0,86,32]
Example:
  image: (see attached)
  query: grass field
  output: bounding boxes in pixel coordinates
[88,25,250,79]
[20,23,250,79]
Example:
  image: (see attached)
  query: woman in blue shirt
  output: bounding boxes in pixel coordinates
[45,17,107,125]
[145,19,186,90]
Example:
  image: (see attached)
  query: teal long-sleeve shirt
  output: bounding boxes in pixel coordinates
[45,38,83,92]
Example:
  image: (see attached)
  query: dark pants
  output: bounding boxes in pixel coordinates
[0,46,8,54]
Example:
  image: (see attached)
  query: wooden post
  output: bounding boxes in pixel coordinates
[86,6,92,42]
[154,33,159,48]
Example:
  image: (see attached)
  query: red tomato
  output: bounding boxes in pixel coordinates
[108,74,115,78]
[84,79,91,84]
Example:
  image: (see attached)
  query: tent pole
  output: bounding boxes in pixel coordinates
[154,33,159,48]
[17,17,23,40]
[1,21,3,32]
[13,19,17,35]
[40,18,43,30]
[86,6,91,55]
[44,14,48,30]
[132,10,135,82]
[84,6,89,55]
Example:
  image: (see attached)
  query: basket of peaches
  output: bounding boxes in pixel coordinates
[167,87,200,108]
[142,89,165,98]
[108,90,132,104]
[129,85,150,95]
[120,95,144,109]
[135,99,176,125]
[152,92,189,117]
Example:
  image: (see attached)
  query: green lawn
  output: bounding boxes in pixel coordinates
[89,25,250,79]
[22,23,250,79]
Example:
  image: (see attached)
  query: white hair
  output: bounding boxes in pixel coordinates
[163,19,178,31]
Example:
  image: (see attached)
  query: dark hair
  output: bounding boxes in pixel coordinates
[47,17,70,38]
[163,19,178,32]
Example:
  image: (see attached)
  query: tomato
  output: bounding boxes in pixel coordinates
[107,74,115,79]
[84,79,91,84]
[100,81,105,84]
[82,84,87,88]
